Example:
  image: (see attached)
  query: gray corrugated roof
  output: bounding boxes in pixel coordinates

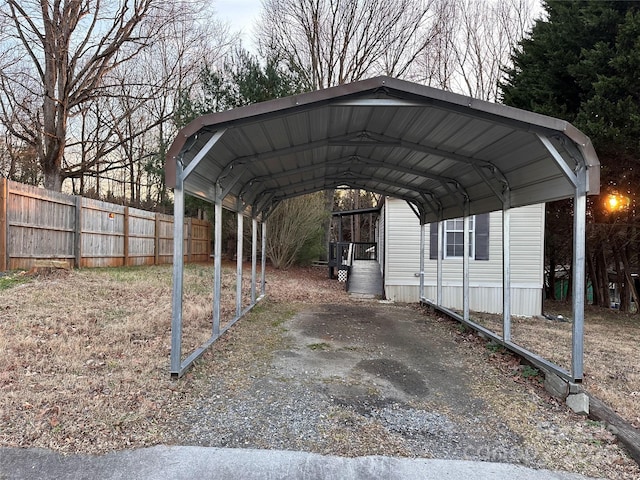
[166,76,599,222]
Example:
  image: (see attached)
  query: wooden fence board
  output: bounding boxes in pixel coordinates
[156,213,176,264]
[0,181,211,270]
[190,219,212,262]
[80,198,125,268]
[8,180,75,206]
[7,181,76,269]
[127,207,156,265]
[1,179,8,270]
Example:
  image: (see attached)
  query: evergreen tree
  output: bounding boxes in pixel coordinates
[500,1,640,310]
[174,49,306,126]
[575,8,640,158]
[174,50,325,267]
[173,49,306,220]
[501,1,635,122]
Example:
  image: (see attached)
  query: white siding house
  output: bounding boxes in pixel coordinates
[383,197,545,316]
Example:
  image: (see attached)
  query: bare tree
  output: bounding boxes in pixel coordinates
[417,0,536,101]
[0,129,40,184]
[0,0,174,191]
[0,0,234,202]
[135,12,235,205]
[258,0,447,90]
[78,5,233,205]
[266,192,328,269]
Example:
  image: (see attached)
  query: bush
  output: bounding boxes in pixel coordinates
[266,192,328,269]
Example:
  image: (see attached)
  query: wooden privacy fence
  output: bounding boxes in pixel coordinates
[0,179,211,271]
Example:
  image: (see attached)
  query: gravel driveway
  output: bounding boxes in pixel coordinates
[168,301,638,479]
[173,303,537,464]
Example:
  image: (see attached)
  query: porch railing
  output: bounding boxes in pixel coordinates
[329,242,376,266]
[351,242,377,261]
[328,241,377,281]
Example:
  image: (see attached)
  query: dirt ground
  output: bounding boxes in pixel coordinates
[0,264,639,479]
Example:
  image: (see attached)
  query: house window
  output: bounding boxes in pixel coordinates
[445,217,474,258]
[430,213,489,261]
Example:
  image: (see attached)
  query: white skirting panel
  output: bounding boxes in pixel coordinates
[385,285,542,317]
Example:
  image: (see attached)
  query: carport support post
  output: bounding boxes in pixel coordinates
[503,206,512,342]
[236,208,244,317]
[437,220,443,305]
[261,220,267,296]
[572,174,587,381]
[463,206,470,322]
[419,221,425,301]
[213,192,223,336]
[251,218,258,303]
[170,159,185,374]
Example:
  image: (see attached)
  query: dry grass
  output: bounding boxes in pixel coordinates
[472,300,640,428]
[0,262,638,473]
[0,263,346,453]
[1,265,182,452]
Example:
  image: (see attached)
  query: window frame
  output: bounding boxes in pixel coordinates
[444,216,475,259]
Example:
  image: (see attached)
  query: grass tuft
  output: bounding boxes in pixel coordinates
[0,271,30,290]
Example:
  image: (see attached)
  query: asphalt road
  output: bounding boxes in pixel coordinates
[0,445,601,480]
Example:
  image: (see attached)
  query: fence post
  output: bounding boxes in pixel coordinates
[124,206,129,266]
[0,178,7,271]
[154,214,160,265]
[74,196,82,268]
[187,218,193,263]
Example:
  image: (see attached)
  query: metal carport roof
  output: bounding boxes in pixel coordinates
[166,76,599,222]
[165,76,600,383]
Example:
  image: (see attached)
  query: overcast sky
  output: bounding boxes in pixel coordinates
[213,0,545,58]
[215,0,262,48]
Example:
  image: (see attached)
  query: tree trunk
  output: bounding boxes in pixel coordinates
[565,263,573,302]
[621,242,639,312]
[612,241,627,311]
[41,59,66,193]
[322,189,334,261]
[129,158,136,206]
[586,250,600,306]
[597,247,611,308]
[547,249,557,300]
[42,156,64,191]
[354,190,360,242]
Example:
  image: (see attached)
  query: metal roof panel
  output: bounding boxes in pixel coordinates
[166,76,600,222]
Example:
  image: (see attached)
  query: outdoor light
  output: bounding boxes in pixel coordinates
[604,193,630,213]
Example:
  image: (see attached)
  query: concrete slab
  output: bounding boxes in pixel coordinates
[567,393,589,415]
[0,446,602,480]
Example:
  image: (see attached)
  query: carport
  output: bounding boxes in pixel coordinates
[165,76,599,380]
